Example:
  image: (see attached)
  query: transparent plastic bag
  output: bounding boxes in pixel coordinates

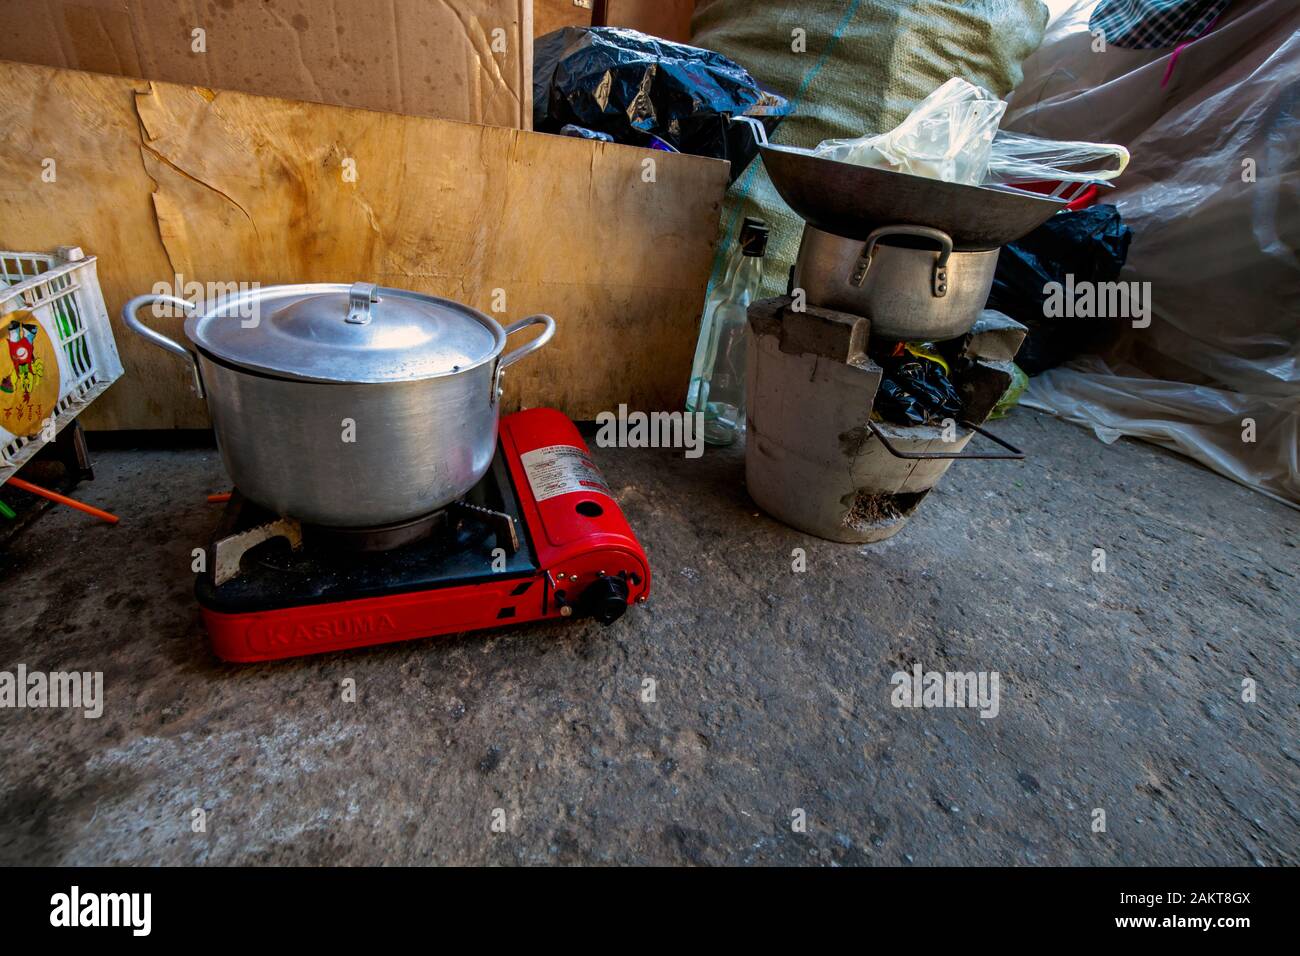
[813,78,1006,185]
[813,76,1129,187]
[986,129,1129,184]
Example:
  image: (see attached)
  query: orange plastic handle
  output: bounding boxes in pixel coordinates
[5,477,120,524]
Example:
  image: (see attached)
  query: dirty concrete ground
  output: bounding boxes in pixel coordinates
[0,410,1295,866]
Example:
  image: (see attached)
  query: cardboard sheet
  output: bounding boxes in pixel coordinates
[0,0,532,129]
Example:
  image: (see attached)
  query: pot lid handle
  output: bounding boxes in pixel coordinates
[345,282,380,325]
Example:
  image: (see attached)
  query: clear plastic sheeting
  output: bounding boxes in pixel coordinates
[1023,359,1299,508]
[1007,0,1300,505]
[813,75,1128,186]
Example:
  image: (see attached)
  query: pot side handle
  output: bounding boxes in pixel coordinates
[853,225,954,298]
[121,294,205,397]
[500,314,556,369]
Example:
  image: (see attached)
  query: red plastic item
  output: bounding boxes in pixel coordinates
[202,408,650,662]
[1014,180,1100,212]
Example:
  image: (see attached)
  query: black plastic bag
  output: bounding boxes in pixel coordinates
[985,205,1133,374]
[534,27,788,181]
[559,124,615,143]
[873,345,964,426]
[874,377,930,426]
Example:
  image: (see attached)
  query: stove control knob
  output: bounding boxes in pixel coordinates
[554,590,573,616]
[576,574,630,626]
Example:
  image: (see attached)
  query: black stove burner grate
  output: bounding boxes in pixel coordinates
[196,449,538,614]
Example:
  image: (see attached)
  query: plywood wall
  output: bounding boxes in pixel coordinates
[0,59,728,428]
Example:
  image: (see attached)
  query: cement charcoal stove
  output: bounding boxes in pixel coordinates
[745,144,1053,543]
[744,296,1026,543]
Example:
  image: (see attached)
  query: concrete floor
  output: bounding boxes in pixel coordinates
[0,410,1295,865]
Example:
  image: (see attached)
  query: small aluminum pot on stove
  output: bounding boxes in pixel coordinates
[123,282,554,528]
[793,224,1000,342]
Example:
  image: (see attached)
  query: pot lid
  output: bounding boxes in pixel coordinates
[185,282,505,384]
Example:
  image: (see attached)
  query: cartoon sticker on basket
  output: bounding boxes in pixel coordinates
[0,310,60,437]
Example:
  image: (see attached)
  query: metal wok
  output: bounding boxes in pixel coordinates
[760,144,1065,250]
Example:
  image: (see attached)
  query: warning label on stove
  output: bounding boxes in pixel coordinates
[520,444,612,502]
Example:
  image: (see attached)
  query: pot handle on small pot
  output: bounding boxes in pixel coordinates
[122,294,204,397]
[851,225,953,298]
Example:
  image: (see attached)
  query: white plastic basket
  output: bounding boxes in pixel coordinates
[1,247,123,483]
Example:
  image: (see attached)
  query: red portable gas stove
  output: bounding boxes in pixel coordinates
[196,408,650,662]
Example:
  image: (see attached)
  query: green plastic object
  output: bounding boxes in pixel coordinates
[988,362,1029,420]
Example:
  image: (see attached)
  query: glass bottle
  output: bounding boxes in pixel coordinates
[686,217,768,446]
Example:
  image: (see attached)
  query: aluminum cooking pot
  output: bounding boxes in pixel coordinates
[793,224,1000,341]
[123,282,554,528]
